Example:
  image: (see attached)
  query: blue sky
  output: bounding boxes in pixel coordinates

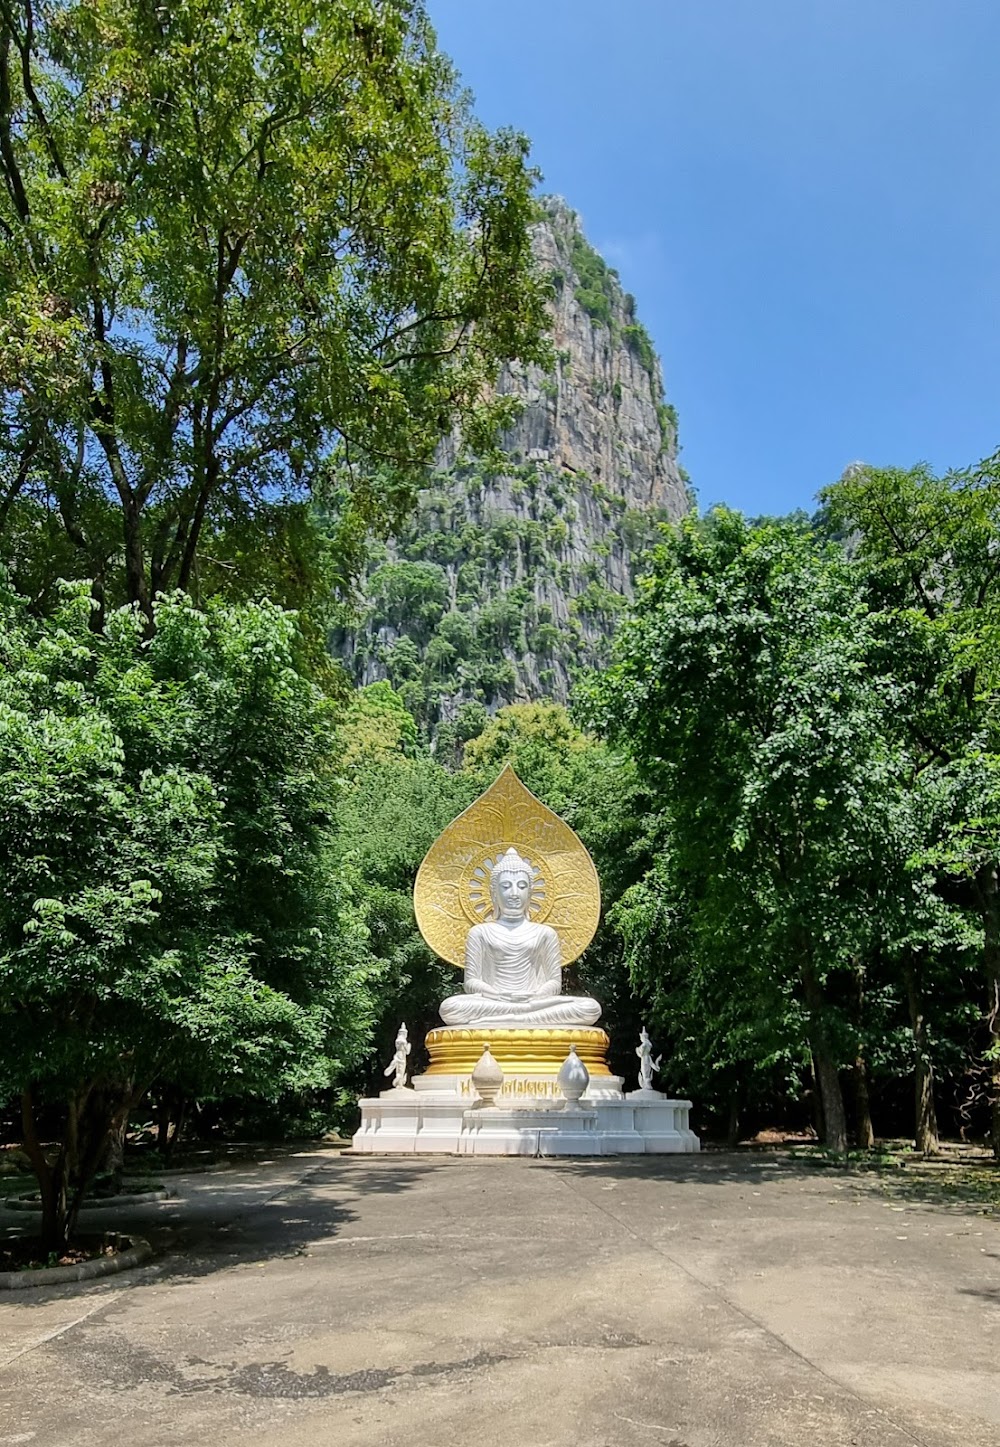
[428,1,1000,516]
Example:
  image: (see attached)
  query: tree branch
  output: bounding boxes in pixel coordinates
[0,427,38,532]
[0,24,33,226]
[138,334,189,506]
[4,0,68,180]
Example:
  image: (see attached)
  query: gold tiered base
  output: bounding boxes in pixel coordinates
[424,1026,611,1077]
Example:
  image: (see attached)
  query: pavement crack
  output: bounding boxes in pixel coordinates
[222,1348,511,1399]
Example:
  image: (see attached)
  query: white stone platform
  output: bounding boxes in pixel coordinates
[351,1074,700,1156]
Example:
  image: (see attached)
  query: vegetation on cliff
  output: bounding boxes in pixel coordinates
[338,197,690,737]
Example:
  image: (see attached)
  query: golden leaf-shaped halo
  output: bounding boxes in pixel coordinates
[414,765,601,968]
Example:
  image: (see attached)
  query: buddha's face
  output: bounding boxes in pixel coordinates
[492,868,531,921]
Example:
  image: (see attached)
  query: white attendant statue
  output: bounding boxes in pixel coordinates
[438,848,601,1029]
[383,1023,411,1089]
[636,1025,662,1092]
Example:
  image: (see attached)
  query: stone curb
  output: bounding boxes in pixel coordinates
[3,1187,170,1213]
[0,1236,153,1291]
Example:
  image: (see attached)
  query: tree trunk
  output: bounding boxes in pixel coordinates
[807,1052,824,1143]
[20,1087,61,1251]
[100,1112,127,1192]
[801,959,847,1153]
[811,1042,847,1153]
[154,1084,189,1158]
[853,1055,875,1150]
[850,970,874,1149]
[155,1093,171,1157]
[977,866,1000,1160]
[61,1083,131,1242]
[726,1088,741,1148]
[903,960,939,1155]
[121,492,152,625]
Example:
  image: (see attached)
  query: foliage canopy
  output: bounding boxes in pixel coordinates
[0,583,377,1245]
[0,0,548,617]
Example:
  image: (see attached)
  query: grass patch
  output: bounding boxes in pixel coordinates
[788,1141,1000,1216]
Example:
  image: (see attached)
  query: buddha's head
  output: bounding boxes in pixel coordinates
[490,848,534,922]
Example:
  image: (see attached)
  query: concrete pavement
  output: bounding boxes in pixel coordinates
[1,1148,998,1446]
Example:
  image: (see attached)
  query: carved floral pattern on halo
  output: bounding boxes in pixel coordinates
[413,765,601,969]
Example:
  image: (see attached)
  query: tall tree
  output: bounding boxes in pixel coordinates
[0,582,377,1248]
[579,511,923,1152]
[0,0,548,618]
[823,460,1000,1151]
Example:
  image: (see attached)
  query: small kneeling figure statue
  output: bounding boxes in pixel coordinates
[439,848,601,1029]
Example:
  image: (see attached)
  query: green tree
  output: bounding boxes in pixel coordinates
[823,459,1000,1150]
[332,703,471,1087]
[334,680,418,772]
[0,583,376,1248]
[580,511,929,1152]
[0,0,548,619]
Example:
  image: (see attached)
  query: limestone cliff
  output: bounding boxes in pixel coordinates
[337,197,691,743]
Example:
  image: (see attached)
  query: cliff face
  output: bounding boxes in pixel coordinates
[338,197,691,743]
[490,196,686,517]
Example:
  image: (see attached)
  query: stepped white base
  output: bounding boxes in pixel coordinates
[352,1073,700,1156]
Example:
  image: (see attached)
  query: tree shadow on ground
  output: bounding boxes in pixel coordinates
[1,1153,438,1302]
[532,1150,831,1187]
[528,1147,1000,1217]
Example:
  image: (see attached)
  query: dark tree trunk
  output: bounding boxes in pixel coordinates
[903,960,939,1155]
[122,493,152,625]
[155,1089,188,1160]
[64,1087,119,1242]
[726,1088,741,1148]
[155,1095,171,1157]
[850,971,874,1149]
[853,1055,875,1150]
[977,866,1000,1159]
[100,1112,127,1192]
[802,959,847,1153]
[20,1087,62,1251]
[812,1043,847,1153]
[809,1053,825,1143]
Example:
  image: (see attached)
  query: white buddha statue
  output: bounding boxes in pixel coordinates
[438,848,602,1029]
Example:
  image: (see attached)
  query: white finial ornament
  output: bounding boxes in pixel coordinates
[557,1043,590,1108]
[471,1044,504,1108]
[384,1023,412,1090]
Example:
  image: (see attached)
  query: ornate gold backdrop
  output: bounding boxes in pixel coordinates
[413,765,601,968]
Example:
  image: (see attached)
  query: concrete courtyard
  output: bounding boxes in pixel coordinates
[1,1148,998,1447]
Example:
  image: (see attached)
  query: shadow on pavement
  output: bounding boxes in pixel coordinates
[0,1156,437,1301]
[534,1147,1000,1217]
[530,1151,824,1186]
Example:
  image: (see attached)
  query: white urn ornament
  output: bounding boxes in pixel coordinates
[557,1043,590,1108]
[471,1045,504,1108]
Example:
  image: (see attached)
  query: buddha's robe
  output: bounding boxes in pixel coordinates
[438,919,601,1028]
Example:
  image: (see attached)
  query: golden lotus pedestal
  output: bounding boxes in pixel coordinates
[424,1026,612,1079]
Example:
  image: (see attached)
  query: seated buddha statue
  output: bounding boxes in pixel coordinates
[438,848,602,1029]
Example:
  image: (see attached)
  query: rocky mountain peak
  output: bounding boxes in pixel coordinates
[337,197,692,749]
[499,195,687,513]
